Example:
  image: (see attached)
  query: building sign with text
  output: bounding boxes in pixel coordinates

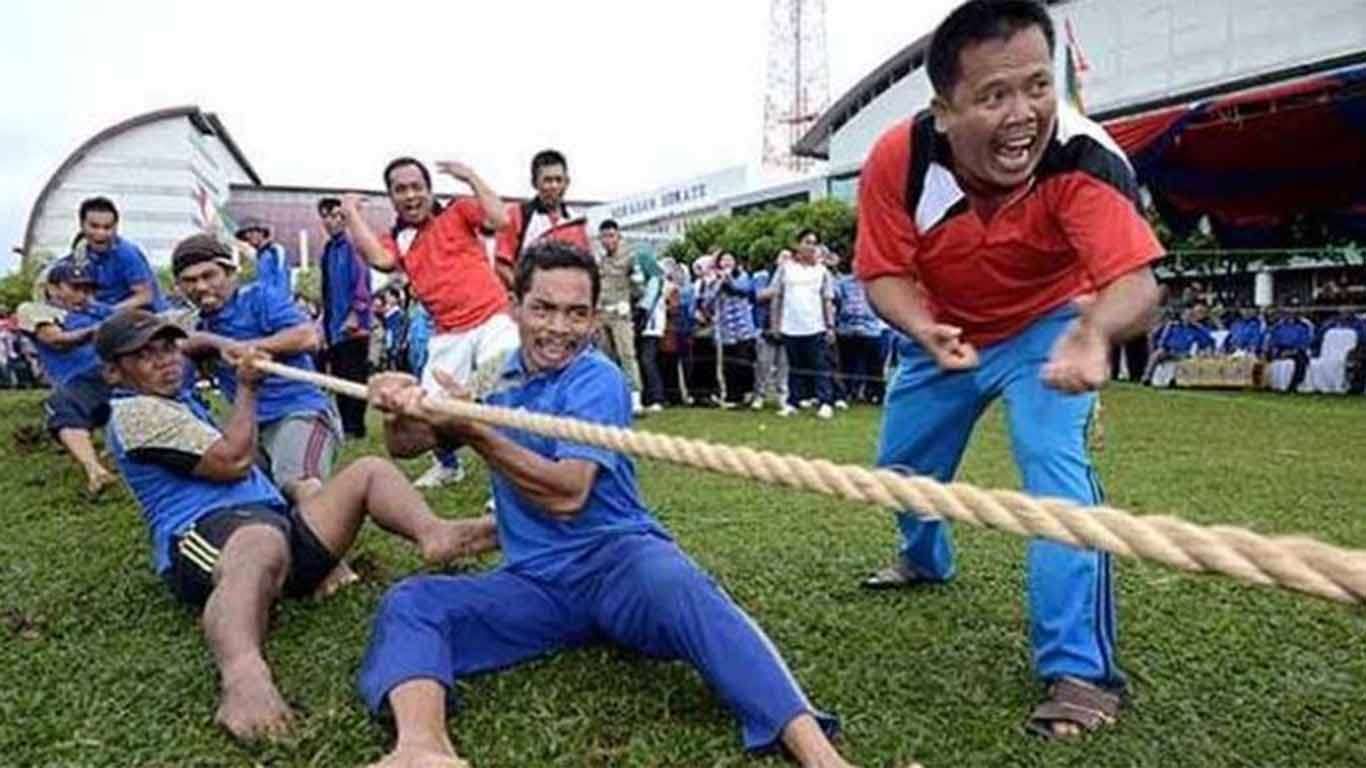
[588,166,748,229]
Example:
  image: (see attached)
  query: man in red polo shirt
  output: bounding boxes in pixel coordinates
[493,149,591,287]
[854,0,1162,740]
[344,158,516,488]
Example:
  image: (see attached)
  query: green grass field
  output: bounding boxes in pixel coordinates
[1,385,1363,768]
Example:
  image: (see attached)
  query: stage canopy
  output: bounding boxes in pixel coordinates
[1103,65,1366,247]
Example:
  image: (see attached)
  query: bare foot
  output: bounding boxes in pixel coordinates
[312,561,360,600]
[367,745,470,768]
[85,465,115,496]
[419,519,496,564]
[215,661,294,742]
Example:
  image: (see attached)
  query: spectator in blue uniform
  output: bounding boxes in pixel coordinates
[1222,307,1267,354]
[1263,307,1316,392]
[318,197,373,438]
[236,218,291,296]
[1142,305,1215,383]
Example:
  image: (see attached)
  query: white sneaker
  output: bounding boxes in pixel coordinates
[799,399,815,409]
[834,399,849,410]
[631,390,644,416]
[647,403,664,413]
[778,404,797,417]
[817,404,834,420]
[414,461,465,489]
[750,398,764,411]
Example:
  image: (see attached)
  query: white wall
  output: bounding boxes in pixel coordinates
[29,115,247,267]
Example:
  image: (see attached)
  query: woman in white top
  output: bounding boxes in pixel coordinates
[766,229,837,419]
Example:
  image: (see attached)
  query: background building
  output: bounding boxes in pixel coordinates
[22,105,259,270]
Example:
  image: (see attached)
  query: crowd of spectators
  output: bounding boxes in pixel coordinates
[1116,279,1366,393]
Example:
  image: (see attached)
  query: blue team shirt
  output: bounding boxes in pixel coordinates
[31,302,114,386]
[82,237,167,311]
[1223,317,1266,354]
[483,347,669,580]
[1264,317,1314,354]
[320,234,372,346]
[107,391,286,573]
[1156,321,1215,354]
[254,242,290,296]
[198,283,332,425]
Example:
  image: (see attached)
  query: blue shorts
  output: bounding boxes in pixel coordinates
[44,368,111,435]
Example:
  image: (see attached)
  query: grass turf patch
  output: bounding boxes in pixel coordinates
[0,385,1363,767]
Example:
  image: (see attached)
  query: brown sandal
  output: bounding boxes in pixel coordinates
[1026,676,1124,740]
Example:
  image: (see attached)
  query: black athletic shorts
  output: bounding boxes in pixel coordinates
[163,505,338,608]
[44,368,111,435]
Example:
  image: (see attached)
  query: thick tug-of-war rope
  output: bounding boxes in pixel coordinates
[256,360,1366,605]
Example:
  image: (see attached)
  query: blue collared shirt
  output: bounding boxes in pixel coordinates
[1223,317,1266,354]
[107,390,286,573]
[254,242,290,296]
[82,237,167,311]
[1264,317,1314,354]
[1156,321,1215,355]
[483,346,669,580]
[198,283,332,425]
[320,234,371,346]
[31,301,114,385]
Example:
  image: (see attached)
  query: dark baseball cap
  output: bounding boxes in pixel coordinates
[171,233,236,277]
[95,309,187,362]
[47,260,97,286]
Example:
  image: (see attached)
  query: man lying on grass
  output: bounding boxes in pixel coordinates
[360,241,856,768]
[94,309,493,742]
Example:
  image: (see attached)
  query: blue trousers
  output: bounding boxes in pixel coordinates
[358,532,836,751]
[878,305,1122,686]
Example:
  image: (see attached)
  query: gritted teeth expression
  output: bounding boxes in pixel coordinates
[177,261,235,312]
[387,164,434,225]
[515,267,596,373]
[935,26,1057,192]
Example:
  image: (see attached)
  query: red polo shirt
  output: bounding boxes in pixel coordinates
[855,107,1163,347]
[382,199,508,333]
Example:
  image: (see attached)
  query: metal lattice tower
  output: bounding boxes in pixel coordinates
[761,0,830,175]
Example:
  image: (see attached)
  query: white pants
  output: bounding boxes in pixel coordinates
[421,313,520,398]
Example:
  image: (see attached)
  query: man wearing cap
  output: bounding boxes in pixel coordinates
[236,219,291,296]
[97,308,496,742]
[171,234,343,503]
[18,260,116,494]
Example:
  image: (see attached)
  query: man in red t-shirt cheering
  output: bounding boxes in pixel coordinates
[855,0,1162,739]
[344,158,518,488]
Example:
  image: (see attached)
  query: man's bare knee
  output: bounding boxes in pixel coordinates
[215,525,291,592]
